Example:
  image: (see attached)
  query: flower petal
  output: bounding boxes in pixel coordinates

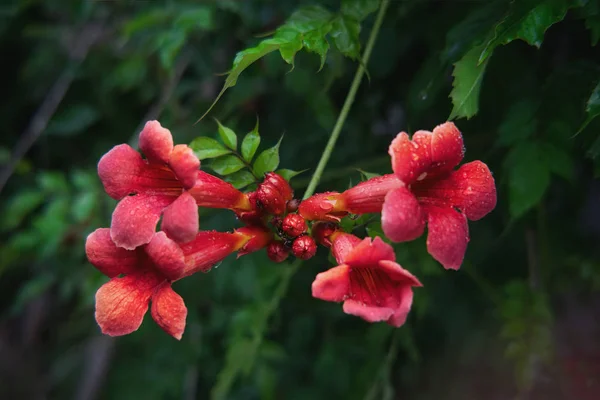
[448,161,497,220]
[145,232,186,280]
[378,260,422,287]
[386,285,414,328]
[151,282,187,340]
[161,192,199,243]
[425,206,469,270]
[382,187,426,242]
[342,299,394,323]
[85,228,140,277]
[389,122,464,184]
[110,194,174,250]
[312,264,350,302]
[188,171,251,211]
[169,145,200,189]
[98,144,145,199]
[344,237,396,268]
[95,272,163,336]
[139,120,173,164]
[331,232,363,264]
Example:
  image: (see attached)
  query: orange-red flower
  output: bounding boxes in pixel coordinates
[300,122,496,270]
[98,121,201,249]
[86,227,261,339]
[381,122,496,270]
[312,233,421,327]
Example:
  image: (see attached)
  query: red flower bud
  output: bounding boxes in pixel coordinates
[236,191,265,225]
[292,235,317,260]
[256,173,294,215]
[282,214,307,237]
[267,241,290,263]
[311,222,339,247]
[286,198,300,213]
[263,172,293,201]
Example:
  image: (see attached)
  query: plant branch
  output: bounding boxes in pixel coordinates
[303,0,390,199]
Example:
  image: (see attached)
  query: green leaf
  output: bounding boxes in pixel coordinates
[253,137,283,177]
[505,141,551,218]
[356,168,380,180]
[540,142,574,182]
[330,15,360,59]
[497,100,539,146]
[366,220,392,244]
[479,0,574,63]
[278,33,303,66]
[155,29,186,70]
[274,169,306,181]
[285,5,333,33]
[449,45,489,120]
[341,0,380,20]
[46,105,100,136]
[189,137,231,160]
[174,6,214,32]
[216,120,238,150]
[1,191,45,232]
[303,27,331,70]
[578,81,600,133]
[210,155,246,175]
[225,170,256,189]
[241,120,261,162]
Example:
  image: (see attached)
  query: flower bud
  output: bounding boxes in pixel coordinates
[311,222,339,247]
[267,241,290,263]
[282,214,307,238]
[292,235,317,260]
[256,173,294,215]
[236,191,265,225]
[286,198,300,213]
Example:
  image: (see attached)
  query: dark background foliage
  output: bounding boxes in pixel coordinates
[1,0,599,399]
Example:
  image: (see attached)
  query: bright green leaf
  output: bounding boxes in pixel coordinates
[303,27,331,70]
[479,0,574,63]
[341,0,380,20]
[216,120,238,150]
[449,45,489,120]
[225,170,256,189]
[210,155,246,175]
[253,137,283,177]
[505,141,551,218]
[277,32,303,66]
[189,137,231,160]
[241,120,261,162]
[274,169,306,181]
[330,16,360,59]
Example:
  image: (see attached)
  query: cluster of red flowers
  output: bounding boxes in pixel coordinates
[86,120,496,339]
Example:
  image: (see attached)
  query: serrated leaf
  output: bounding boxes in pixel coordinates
[190,137,231,160]
[505,141,551,218]
[479,0,574,63]
[216,120,238,150]
[253,137,283,177]
[274,169,306,181]
[210,155,246,175]
[578,81,600,134]
[449,45,489,120]
[341,0,380,20]
[225,170,256,189]
[278,34,303,66]
[241,120,261,162]
[303,27,331,70]
[330,16,360,59]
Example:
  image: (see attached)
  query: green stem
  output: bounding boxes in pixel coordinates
[303,0,390,199]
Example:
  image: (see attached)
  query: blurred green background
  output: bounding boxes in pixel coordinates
[1,0,600,399]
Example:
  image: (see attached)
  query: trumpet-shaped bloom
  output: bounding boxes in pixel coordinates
[312,233,422,327]
[86,227,256,339]
[98,121,200,249]
[382,122,496,270]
